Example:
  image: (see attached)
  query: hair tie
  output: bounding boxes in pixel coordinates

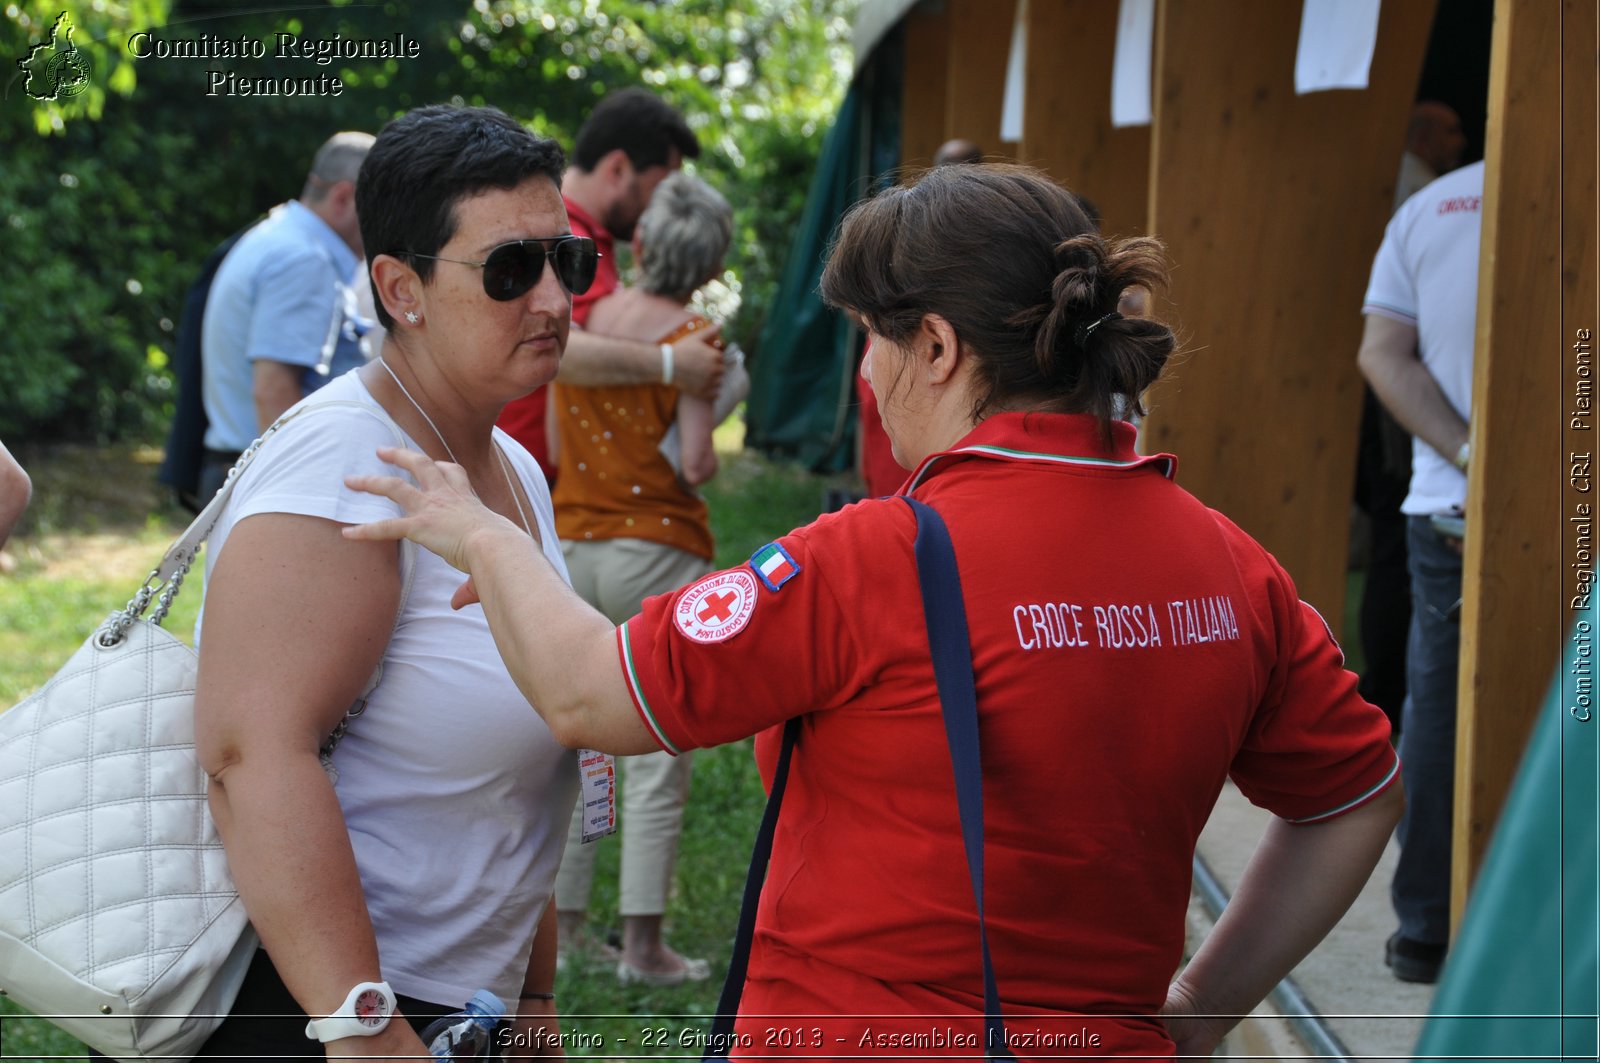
[1074,311,1122,351]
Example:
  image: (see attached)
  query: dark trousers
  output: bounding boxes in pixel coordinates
[90,950,456,1061]
[1354,389,1411,734]
[197,451,241,510]
[1391,515,1463,946]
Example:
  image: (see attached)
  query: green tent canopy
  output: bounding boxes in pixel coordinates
[1413,618,1599,1059]
[743,18,905,472]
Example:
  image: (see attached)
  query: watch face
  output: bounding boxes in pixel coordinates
[354,988,390,1027]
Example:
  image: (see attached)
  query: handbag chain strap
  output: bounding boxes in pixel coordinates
[97,407,313,648]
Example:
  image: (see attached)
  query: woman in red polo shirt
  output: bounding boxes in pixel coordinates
[346,163,1401,1058]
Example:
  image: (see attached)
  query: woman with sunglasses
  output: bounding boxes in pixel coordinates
[191,105,595,1059]
[344,163,1401,1057]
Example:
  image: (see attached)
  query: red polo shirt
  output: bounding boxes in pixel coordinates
[496,197,617,480]
[617,412,1397,1057]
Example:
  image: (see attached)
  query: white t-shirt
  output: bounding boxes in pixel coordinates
[1362,160,1484,515]
[199,371,578,1006]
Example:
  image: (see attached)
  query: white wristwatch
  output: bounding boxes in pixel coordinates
[304,980,396,1042]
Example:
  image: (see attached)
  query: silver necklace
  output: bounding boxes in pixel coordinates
[376,358,533,539]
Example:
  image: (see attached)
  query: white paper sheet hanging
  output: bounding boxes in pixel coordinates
[1000,0,1029,142]
[1111,0,1155,128]
[1294,0,1382,94]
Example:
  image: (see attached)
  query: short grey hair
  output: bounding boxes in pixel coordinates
[303,131,375,201]
[636,173,732,302]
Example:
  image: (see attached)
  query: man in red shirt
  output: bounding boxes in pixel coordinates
[497,89,724,480]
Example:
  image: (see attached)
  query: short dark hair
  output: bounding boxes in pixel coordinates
[357,104,565,328]
[820,164,1174,441]
[572,87,700,172]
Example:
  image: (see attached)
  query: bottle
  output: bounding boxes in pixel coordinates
[422,989,506,1060]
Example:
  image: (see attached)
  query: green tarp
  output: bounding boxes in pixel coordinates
[744,24,903,472]
[1413,618,1599,1059]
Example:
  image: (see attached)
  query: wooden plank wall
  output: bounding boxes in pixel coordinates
[1018,0,1151,238]
[1140,0,1437,622]
[945,0,1017,158]
[899,1,951,172]
[882,0,1590,942]
[899,0,1021,173]
[900,0,1150,235]
[1453,0,1584,921]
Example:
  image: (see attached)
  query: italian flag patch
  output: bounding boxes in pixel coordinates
[749,541,800,592]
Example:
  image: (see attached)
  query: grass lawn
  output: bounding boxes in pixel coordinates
[0,422,851,1059]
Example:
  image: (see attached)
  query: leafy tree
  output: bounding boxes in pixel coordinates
[0,0,857,442]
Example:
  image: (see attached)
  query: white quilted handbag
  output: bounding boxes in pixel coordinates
[0,405,410,1060]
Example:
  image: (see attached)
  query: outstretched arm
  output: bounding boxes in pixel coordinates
[345,447,657,755]
[558,327,725,400]
[1160,784,1403,1055]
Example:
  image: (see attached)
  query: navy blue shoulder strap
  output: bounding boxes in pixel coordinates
[702,714,800,1058]
[703,496,1012,1061]
[905,496,1013,1061]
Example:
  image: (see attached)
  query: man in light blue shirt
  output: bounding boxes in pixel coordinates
[200,131,374,500]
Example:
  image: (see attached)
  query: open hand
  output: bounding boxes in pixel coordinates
[344,447,521,593]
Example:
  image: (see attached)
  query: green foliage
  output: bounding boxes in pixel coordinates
[0,0,858,443]
[0,127,196,442]
[3,0,173,131]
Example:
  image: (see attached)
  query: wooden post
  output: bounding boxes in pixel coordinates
[1453,0,1585,925]
[1141,0,1436,623]
[900,1,952,172]
[945,0,1017,158]
[1019,0,1151,237]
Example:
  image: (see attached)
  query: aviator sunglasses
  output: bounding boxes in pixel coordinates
[403,235,600,300]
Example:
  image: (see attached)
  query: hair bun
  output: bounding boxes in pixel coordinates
[1045,234,1174,433]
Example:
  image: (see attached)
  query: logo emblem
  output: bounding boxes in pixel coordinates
[674,569,758,643]
[749,541,800,592]
[17,12,93,102]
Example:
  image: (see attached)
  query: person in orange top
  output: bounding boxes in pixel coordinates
[546,172,736,985]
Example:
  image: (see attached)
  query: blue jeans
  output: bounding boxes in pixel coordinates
[1391,515,1464,945]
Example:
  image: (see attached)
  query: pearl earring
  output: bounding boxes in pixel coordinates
[405,311,419,325]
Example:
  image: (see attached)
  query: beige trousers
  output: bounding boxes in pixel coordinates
[554,537,711,916]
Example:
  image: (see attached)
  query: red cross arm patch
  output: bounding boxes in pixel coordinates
[673,569,759,643]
